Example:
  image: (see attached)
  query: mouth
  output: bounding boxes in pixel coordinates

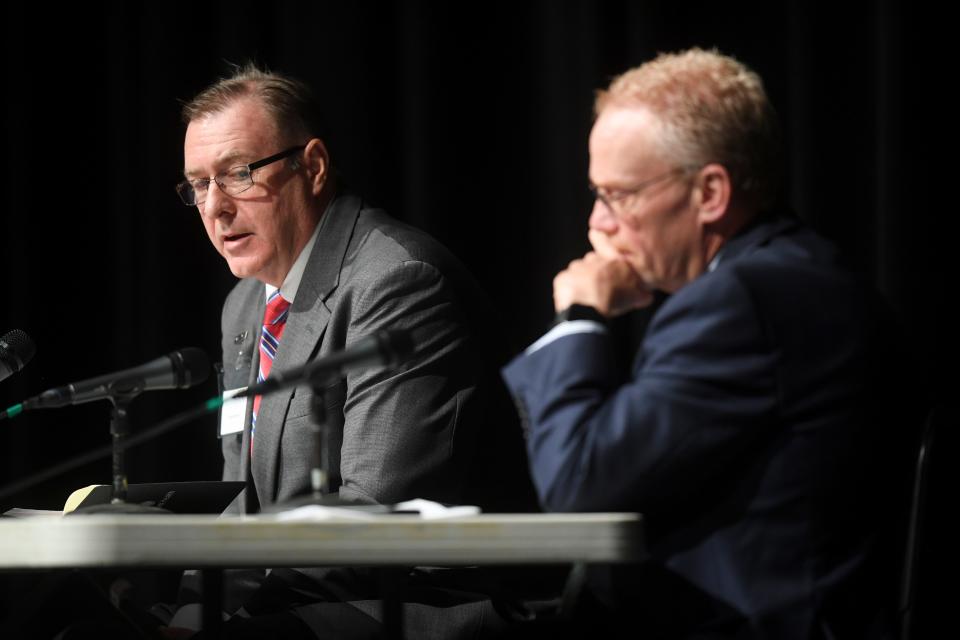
[222,232,253,248]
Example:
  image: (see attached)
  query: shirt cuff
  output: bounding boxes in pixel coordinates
[525,320,608,355]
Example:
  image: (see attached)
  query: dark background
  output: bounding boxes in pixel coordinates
[0,0,951,631]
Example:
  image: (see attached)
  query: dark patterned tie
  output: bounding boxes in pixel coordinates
[251,290,291,451]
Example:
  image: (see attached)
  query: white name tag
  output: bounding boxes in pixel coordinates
[219,387,249,437]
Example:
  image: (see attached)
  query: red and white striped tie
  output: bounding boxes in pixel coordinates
[251,290,291,450]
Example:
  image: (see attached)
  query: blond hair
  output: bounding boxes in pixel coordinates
[596,48,782,208]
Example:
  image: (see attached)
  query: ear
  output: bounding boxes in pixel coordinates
[694,163,732,225]
[302,138,331,196]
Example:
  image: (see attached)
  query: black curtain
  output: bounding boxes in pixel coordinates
[1,0,951,629]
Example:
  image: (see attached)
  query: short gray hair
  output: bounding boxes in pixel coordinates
[182,62,327,146]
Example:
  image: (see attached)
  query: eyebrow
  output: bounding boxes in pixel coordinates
[183,150,251,178]
[589,179,632,193]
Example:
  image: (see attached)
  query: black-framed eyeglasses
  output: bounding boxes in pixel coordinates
[589,166,697,218]
[176,145,306,206]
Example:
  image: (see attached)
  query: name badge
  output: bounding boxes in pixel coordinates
[219,387,248,437]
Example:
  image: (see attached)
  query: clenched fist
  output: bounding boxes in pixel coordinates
[553,251,653,316]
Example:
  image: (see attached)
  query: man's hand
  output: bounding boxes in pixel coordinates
[553,251,653,316]
[587,229,622,261]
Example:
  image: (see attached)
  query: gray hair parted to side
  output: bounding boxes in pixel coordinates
[182,62,327,147]
[596,48,783,209]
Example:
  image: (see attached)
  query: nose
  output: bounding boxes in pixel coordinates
[588,198,618,234]
[200,180,235,220]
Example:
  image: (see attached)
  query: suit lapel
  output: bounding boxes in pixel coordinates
[217,280,263,515]
[631,215,801,376]
[239,296,262,513]
[250,193,364,505]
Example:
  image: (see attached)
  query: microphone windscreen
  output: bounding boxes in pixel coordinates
[0,329,37,369]
[169,348,211,388]
[1,329,36,371]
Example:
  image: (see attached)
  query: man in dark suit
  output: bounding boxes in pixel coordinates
[171,65,533,638]
[502,49,911,638]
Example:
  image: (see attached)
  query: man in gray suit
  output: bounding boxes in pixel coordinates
[172,65,533,638]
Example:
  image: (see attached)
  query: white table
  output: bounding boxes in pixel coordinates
[0,512,643,637]
[0,512,643,568]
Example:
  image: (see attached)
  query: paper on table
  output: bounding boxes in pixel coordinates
[273,499,480,522]
[63,485,104,513]
[394,499,480,519]
[0,484,107,518]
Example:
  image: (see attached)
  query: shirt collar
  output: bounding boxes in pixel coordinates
[707,250,723,272]
[264,221,322,303]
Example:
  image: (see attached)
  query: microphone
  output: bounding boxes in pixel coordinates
[234,329,414,400]
[0,329,36,383]
[21,348,210,410]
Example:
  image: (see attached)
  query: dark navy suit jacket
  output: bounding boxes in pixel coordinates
[503,216,912,638]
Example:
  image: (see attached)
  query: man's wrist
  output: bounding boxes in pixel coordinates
[553,303,607,327]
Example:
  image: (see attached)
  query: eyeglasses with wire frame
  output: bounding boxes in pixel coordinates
[176,145,306,206]
[589,166,698,218]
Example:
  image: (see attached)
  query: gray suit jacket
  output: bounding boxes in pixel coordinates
[181,194,539,636]
[219,192,491,513]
